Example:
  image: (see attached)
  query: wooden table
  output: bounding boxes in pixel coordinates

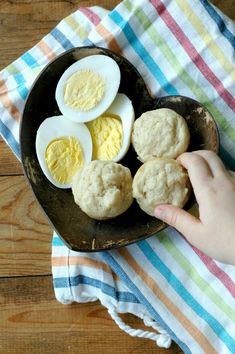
[0,1,234,353]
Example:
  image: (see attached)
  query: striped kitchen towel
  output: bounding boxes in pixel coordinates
[1,1,235,353]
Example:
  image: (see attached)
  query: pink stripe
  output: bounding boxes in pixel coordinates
[193,247,235,299]
[80,7,102,26]
[151,0,235,112]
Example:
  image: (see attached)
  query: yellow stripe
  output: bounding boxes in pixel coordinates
[64,15,89,41]
[176,0,235,81]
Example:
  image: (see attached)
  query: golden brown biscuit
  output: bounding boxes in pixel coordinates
[132,158,190,216]
[132,108,190,162]
[72,160,133,220]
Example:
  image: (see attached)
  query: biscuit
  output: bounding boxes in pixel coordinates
[72,160,133,220]
[132,158,190,216]
[132,108,190,162]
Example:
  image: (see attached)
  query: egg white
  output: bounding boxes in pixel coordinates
[36,115,92,189]
[106,93,135,162]
[55,55,121,123]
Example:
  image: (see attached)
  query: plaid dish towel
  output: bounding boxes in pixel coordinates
[1,0,235,352]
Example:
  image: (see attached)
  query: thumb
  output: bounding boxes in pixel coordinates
[154,204,200,240]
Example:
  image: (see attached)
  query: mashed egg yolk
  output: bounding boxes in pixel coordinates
[87,114,123,160]
[64,69,105,111]
[45,137,84,184]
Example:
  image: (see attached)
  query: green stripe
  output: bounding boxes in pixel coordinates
[6,64,19,75]
[124,0,235,143]
[157,232,235,322]
[123,2,235,318]
[176,0,235,79]
[32,67,42,75]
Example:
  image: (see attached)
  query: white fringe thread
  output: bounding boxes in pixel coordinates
[108,308,172,348]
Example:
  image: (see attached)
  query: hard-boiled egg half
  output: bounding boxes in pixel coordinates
[36,54,135,190]
[86,93,134,162]
[36,115,92,189]
[55,55,121,123]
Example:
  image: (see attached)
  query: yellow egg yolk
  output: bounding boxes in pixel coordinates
[64,69,105,111]
[87,114,123,160]
[45,137,84,184]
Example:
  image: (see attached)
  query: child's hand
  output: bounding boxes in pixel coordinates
[154,150,235,265]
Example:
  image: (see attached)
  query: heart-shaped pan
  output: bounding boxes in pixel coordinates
[20,46,219,252]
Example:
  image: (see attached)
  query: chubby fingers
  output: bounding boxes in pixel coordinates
[154,205,202,245]
[178,151,232,194]
[190,150,228,178]
[177,151,213,196]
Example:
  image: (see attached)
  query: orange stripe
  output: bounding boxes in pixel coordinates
[52,256,119,281]
[0,80,21,121]
[52,256,68,267]
[37,40,56,61]
[96,24,122,53]
[118,248,217,353]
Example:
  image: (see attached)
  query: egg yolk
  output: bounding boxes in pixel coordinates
[45,137,84,184]
[64,69,105,111]
[87,114,123,160]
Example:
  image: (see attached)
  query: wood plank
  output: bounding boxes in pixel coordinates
[0,138,23,176]
[0,275,183,354]
[0,0,120,69]
[0,175,52,276]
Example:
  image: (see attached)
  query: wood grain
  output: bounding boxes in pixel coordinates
[0,138,23,175]
[0,175,52,276]
[0,0,234,353]
[0,0,119,69]
[0,275,183,354]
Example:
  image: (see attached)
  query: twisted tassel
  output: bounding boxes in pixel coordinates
[108,308,171,348]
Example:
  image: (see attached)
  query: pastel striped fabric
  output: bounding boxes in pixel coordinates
[0,1,235,353]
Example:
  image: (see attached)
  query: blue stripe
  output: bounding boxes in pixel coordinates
[9,72,29,100]
[52,235,65,246]
[16,85,28,101]
[53,276,70,289]
[102,251,191,354]
[109,10,178,95]
[138,240,235,352]
[0,120,20,159]
[51,28,74,50]
[199,0,235,48]
[21,52,39,69]
[53,274,140,304]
